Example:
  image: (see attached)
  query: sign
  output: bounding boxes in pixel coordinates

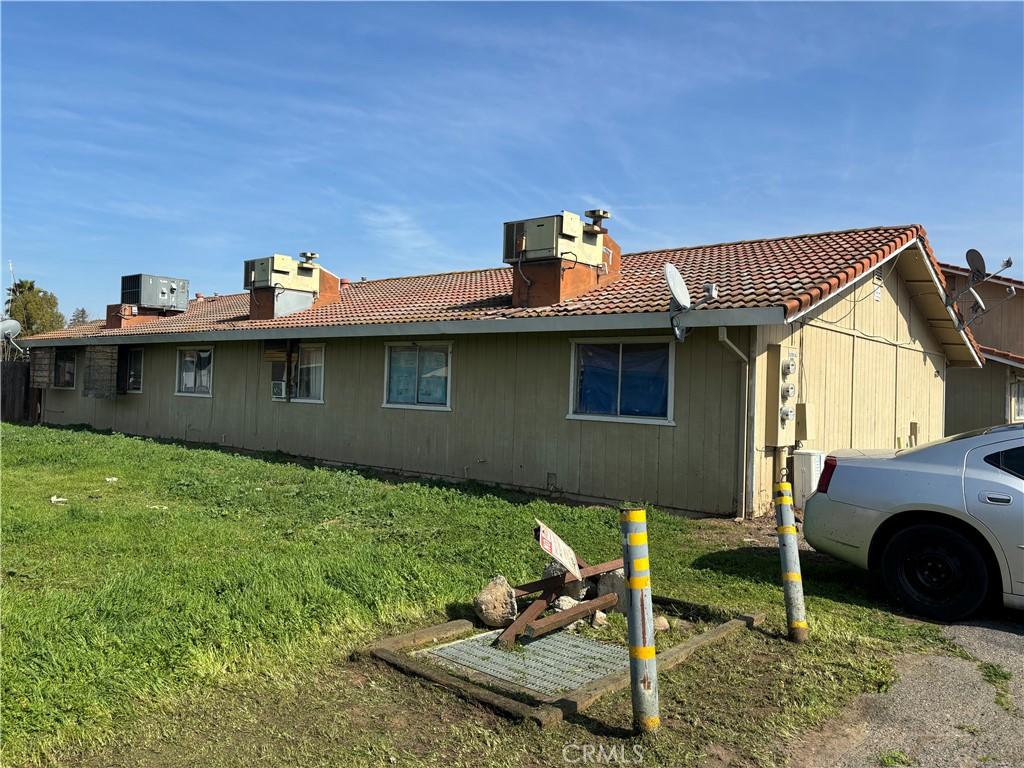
[535,519,582,581]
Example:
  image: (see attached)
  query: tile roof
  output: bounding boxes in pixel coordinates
[24,224,965,343]
[940,262,1024,290]
[980,345,1024,367]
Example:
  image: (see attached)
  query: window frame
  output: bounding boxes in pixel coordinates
[1010,377,1024,423]
[271,343,325,404]
[52,347,77,390]
[174,346,214,398]
[382,341,453,412]
[126,347,144,394]
[567,337,676,426]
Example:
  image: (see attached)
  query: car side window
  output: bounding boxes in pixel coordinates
[983,447,1024,481]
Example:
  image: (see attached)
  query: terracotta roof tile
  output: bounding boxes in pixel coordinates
[24,225,971,349]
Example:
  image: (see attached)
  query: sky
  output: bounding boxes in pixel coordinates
[2,1,1022,319]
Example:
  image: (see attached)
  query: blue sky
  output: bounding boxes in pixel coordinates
[3,2,1022,319]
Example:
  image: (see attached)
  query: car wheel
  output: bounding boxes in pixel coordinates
[881,524,989,622]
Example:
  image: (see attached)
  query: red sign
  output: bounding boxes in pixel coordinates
[535,519,582,581]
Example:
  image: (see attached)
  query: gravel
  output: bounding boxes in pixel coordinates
[790,612,1024,768]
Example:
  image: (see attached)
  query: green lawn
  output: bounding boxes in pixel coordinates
[1,425,955,766]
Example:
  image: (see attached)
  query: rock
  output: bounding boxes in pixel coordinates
[543,559,588,600]
[653,615,671,632]
[590,610,608,628]
[552,595,580,612]
[597,568,628,614]
[473,575,518,627]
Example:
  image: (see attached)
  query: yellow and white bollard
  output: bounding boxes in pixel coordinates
[620,504,660,733]
[774,480,809,643]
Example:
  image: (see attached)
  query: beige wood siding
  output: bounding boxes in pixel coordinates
[41,328,749,515]
[751,265,947,515]
[945,361,1013,434]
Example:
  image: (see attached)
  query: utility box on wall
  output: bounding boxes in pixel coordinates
[765,343,799,447]
[793,449,826,510]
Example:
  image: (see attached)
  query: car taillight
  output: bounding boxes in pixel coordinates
[816,455,837,494]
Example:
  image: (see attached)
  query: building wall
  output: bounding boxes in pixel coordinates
[750,263,947,515]
[944,272,1022,434]
[945,361,1013,434]
[40,327,750,515]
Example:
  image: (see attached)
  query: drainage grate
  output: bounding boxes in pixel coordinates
[420,630,629,697]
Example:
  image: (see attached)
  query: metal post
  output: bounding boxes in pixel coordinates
[619,504,660,733]
[773,478,809,642]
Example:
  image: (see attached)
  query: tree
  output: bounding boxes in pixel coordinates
[69,307,91,326]
[5,279,65,336]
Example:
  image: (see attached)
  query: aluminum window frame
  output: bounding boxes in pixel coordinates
[52,347,78,390]
[126,347,144,394]
[567,336,676,426]
[271,342,326,404]
[382,340,453,412]
[1010,377,1024,423]
[174,346,214,398]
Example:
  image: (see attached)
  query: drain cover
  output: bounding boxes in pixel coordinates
[420,630,629,697]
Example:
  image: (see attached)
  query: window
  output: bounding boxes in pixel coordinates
[385,343,451,409]
[53,348,76,389]
[984,447,1024,481]
[1012,380,1024,422]
[570,339,674,423]
[271,343,324,403]
[176,348,213,396]
[123,348,143,393]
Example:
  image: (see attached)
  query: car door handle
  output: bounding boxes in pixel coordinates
[979,491,1013,505]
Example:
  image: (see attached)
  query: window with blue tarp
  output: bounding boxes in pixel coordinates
[386,344,450,407]
[574,341,670,419]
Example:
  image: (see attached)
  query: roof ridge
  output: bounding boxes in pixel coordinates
[621,224,921,258]
[348,266,511,285]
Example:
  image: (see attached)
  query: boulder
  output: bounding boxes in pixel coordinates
[543,559,589,601]
[653,615,671,632]
[473,575,518,627]
[597,568,628,614]
[590,610,609,628]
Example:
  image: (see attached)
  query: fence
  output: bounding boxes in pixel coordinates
[1,361,33,423]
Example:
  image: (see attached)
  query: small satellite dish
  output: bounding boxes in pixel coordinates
[966,248,986,279]
[1,318,21,339]
[664,263,690,310]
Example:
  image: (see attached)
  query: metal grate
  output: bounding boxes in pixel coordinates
[420,630,629,697]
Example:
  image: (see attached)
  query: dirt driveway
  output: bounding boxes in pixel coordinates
[790,612,1024,768]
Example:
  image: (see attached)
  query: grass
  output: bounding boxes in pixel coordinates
[978,662,1015,713]
[876,749,915,767]
[1,425,960,767]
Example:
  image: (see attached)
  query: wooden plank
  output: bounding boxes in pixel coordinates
[495,592,551,649]
[523,593,618,639]
[371,619,475,653]
[513,558,623,598]
[371,647,563,728]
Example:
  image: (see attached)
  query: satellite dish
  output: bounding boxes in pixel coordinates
[664,263,690,310]
[1,318,21,339]
[966,248,986,279]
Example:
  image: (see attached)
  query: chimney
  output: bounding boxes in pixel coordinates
[508,209,621,308]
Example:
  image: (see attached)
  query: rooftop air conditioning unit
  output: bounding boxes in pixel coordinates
[120,274,189,312]
[243,254,320,292]
[502,211,604,267]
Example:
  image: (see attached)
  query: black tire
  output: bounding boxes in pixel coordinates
[881,523,989,622]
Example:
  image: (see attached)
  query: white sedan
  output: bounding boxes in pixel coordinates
[804,424,1023,621]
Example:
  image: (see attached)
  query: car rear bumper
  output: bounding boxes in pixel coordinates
[803,492,885,570]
